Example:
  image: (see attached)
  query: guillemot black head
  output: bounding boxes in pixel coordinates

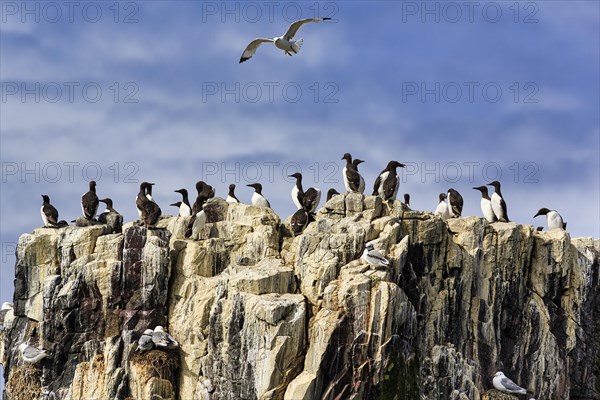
[404,193,410,205]
[438,193,447,202]
[195,181,207,192]
[473,186,490,198]
[533,207,551,218]
[352,159,365,167]
[170,201,182,208]
[175,188,188,196]
[41,194,51,203]
[89,181,97,191]
[99,198,113,208]
[288,172,302,181]
[326,188,339,201]
[247,183,263,194]
[341,153,352,162]
[229,184,236,191]
[487,181,501,190]
[387,160,406,170]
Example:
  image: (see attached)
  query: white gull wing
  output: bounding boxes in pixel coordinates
[493,372,527,394]
[283,17,331,41]
[19,343,47,363]
[239,38,274,63]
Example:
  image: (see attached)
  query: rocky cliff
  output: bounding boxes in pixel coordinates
[1,193,599,400]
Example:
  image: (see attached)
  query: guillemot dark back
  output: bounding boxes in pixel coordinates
[447,188,463,218]
[81,180,99,221]
[290,208,312,235]
[372,160,405,201]
[341,153,362,193]
[40,195,60,228]
[185,195,208,239]
[352,158,366,194]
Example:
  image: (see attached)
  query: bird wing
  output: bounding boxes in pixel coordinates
[382,173,398,200]
[82,192,99,219]
[449,191,464,216]
[303,188,321,212]
[345,168,361,192]
[283,18,331,41]
[239,38,274,63]
[23,346,45,359]
[500,376,526,392]
[372,173,383,196]
[43,204,59,225]
[500,198,509,221]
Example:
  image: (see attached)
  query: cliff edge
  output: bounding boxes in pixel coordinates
[1,193,599,399]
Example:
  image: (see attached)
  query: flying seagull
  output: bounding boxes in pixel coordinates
[492,371,527,395]
[239,17,331,63]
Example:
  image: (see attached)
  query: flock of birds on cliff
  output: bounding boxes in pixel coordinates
[39,153,567,239]
[23,152,563,397]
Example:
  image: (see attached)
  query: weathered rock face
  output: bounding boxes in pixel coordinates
[2,195,599,400]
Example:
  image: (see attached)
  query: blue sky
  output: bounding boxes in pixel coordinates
[0,0,598,380]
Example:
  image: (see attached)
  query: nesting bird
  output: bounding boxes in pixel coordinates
[152,325,179,349]
[137,329,155,352]
[488,181,509,222]
[247,183,271,208]
[534,208,566,230]
[81,180,99,220]
[361,242,390,267]
[492,371,527,395]
[193,181,215,214]
[0,302,13,326]
[18,343,47,364]
[473,186,495,223]
[373,160,405,201]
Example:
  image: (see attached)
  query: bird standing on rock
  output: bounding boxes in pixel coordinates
[534,207,566,230]
[373,160,405,202]
[81,180,99,220]
[473,186,495,223]
[447,188,463,218]
[361,242,390,267]
[174,189,192,217]
[434,193,450,220]
[247,183,271,208]
[488,181,509,222]
[492,371,527,395]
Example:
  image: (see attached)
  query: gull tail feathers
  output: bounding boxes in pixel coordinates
[292,39,303,53]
